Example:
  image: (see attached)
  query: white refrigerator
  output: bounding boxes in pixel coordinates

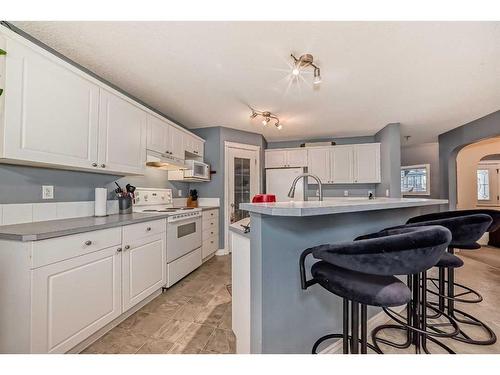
[265,168,306,202]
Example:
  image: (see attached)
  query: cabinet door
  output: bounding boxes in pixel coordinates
[168,125,185,160]
[191,138,204,158]
[354,143,381,183]
[31,246,122,353]
[307,148,331,184]
[286,149,308,167]
[122,233,166,312]
[3,37,100,170]
[331,145,354,183]
[98,90,147,175]
[147,115,168,154]
[265,150,287,168]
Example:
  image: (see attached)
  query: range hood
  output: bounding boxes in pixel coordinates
[146,150,187,170]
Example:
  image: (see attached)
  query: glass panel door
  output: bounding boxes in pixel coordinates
[232,157,251,223]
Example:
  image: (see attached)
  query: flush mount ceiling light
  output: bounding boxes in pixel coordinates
[291,53,322,85]
[250,109,282,130]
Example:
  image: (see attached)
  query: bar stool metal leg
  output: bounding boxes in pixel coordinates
[343,298,349,354]
[361,305,368,354]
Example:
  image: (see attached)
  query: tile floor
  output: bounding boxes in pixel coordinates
[83,246,500,354]
[374,246,500,354]
[83,254,235,354]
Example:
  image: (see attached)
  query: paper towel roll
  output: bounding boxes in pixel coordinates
[94,188,107,217]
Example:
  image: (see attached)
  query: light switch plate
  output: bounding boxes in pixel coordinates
[178,190,183,197]
[344,190,349,197]
[42,185,54,200]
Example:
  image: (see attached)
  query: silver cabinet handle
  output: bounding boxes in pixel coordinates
[84,240,92,246]
[146,227,152,232]
[92,163,98,167]
[101,164,106,168]
[116,247,122,253]
[124,245,130,250]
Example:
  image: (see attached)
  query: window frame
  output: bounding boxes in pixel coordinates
[401,164,431,196]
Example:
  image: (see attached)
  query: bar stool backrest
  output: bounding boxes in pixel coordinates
[404,213,492,249]
[311,226,451,277]
[407,210,499,233]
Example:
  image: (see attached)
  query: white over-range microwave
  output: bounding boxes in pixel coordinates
[184,160,210,180]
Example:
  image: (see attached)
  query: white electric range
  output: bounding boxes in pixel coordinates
[133,188,202,287]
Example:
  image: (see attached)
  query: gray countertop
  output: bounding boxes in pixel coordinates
[0,213,170,242]
[240,197,448,217]
[199,206,219,211]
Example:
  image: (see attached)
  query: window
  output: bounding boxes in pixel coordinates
[477,169,490,201]
[401,164,430,196]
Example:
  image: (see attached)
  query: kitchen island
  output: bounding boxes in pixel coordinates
[236,197,447,354]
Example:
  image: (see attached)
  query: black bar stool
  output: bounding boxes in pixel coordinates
[299,225,451,354]
[402,212,496,346]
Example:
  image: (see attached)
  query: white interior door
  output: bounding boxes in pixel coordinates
[226,144,260,252]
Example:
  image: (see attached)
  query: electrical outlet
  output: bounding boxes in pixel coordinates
[386,189,390,197]
[178,190,183,197]
[42,185,54,200]
[344,190,349,197]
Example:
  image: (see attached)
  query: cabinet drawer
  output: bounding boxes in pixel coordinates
[202,236,219,259]
[203,227,218,241]
[167,247,202,287]
[202,209,219,221]
[31,227,122,269]
[122,219,166,244]
[203,217,218,231]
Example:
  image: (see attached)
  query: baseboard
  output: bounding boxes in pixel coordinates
[320,305,405,354]
[215,248,229,256]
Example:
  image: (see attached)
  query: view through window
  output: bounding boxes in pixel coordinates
[401,164,430,195]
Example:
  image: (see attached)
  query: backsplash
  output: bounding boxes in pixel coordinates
[0,164,190,204]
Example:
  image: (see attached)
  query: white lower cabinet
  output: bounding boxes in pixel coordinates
[31,246,122,354]
[122,232,166,311]
[0,218,168,353]
[202,208,219,260]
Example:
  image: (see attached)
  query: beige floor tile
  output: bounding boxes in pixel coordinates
[118,310,169,338]
[136,338,175,354]
[204,328,236,354]
[82,327,148,354]
[218,304,232,330]
[152,319,192,342]
[195,301,229,328]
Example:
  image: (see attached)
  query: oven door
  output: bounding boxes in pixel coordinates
[167,217,202,262]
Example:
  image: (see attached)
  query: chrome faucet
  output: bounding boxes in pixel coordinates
[287,173,323,201]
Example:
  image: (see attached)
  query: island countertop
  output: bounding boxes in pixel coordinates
[240,197,448,217]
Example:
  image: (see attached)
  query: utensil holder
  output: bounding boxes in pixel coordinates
[118,196,133,214]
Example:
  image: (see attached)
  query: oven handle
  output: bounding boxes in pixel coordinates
[168,215,202,224]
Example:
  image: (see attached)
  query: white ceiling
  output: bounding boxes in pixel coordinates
[11,21,500,144]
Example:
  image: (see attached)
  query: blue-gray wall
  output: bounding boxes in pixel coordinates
[401,142,440,199]
[0,164,190,204]
[375,123,401,198]
[192,126,267,249]
[438,109,500,208]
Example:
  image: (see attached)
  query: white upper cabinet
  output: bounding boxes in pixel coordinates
[2,36,100,170]
[307,148,331,184]
[184,134,204,158]
[167,125,185,160]
[353,143,381,183]
[146,115,169,154]
[98,90,147,175]
[265,149,308,168]
[331,145,354,183]
[0,28,205,174]
[286,149,308,167]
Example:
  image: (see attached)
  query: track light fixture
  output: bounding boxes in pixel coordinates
[250,109,282,130]
[291,53,322,85]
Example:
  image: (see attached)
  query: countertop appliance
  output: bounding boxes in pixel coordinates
[266,167,306,202]
[133,187,202,287]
